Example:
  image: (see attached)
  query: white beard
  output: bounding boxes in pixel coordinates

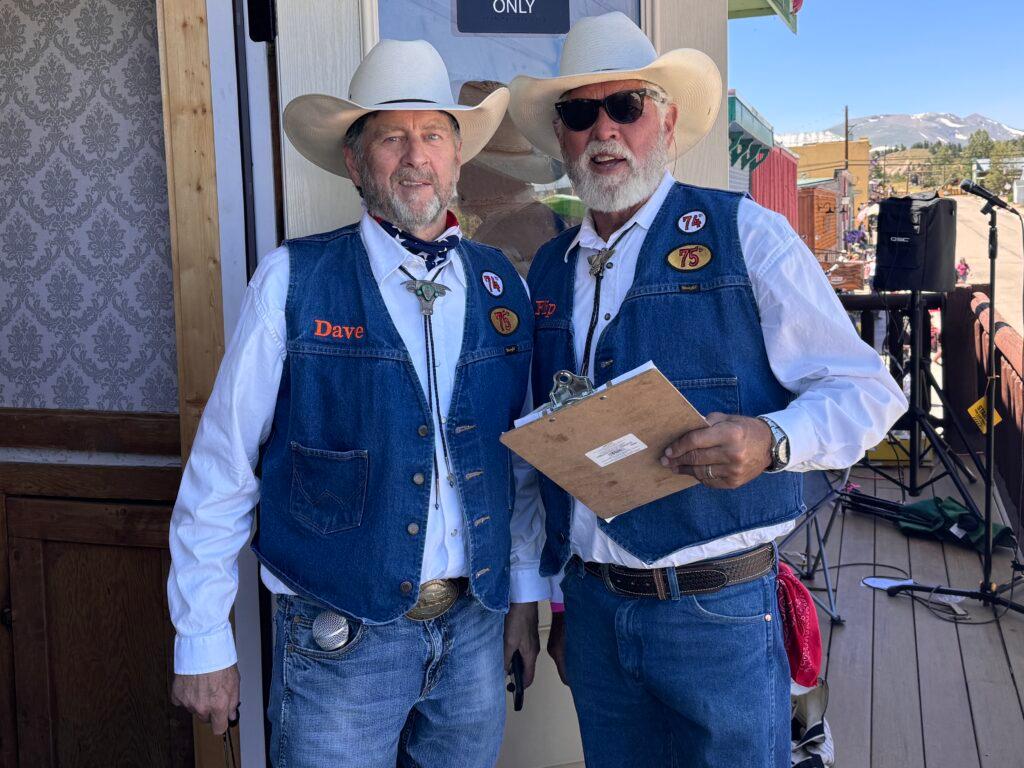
[564,136,669,214]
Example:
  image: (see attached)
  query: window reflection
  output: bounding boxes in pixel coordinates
[380,0,640,272]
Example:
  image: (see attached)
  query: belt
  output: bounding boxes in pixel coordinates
[579,543,775,600]
[404,577,469,621]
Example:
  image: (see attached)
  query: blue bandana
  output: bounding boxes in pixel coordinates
[374,213,461,271]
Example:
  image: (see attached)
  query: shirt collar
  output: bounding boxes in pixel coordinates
[359,207,466,287]
[564,171,676,261]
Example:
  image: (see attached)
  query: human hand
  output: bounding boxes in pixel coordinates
[171,664,240,736]
[504,602,540,688]
[546,612,568,686]
[660,413,773,489]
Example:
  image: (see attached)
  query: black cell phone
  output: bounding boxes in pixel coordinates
[507,650,525,711]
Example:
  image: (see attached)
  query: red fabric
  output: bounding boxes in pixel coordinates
[776,562,822,688]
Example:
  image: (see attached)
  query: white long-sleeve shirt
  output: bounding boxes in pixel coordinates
[542,173,906,598]
[167,212,548,675]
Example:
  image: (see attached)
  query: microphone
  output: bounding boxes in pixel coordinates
[959,179,1011,210]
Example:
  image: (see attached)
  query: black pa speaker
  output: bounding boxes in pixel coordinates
[873,192,956,292]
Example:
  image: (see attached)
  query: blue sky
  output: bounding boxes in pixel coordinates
[728,1,1024,134]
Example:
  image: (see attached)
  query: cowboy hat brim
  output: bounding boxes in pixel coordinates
[470,148,564,184]
[508,48,722,162]
[283,88,510,179]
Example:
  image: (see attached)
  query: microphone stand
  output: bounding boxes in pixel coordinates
[885,199,1024,614]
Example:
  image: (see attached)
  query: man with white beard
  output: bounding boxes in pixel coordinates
[508,13,906,768]
[167,40,547,767]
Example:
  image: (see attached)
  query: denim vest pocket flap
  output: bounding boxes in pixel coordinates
[290,442,368,534]
[671,377,740,416]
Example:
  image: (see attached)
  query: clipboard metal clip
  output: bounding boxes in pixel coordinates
[547,370,595,412]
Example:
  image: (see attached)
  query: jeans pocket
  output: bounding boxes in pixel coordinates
[289,441,368,534]
[283,596,367,661]
[685,575,771,624]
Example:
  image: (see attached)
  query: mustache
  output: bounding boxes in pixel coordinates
[582,140,638,168]
[391,168,438,186]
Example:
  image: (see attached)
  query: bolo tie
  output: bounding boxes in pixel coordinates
[578,221,640,378]
[383,218,461,509]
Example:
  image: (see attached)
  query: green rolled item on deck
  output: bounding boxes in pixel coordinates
[896,496,1016,553]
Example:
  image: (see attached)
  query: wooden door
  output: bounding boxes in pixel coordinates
[6,497,192,767]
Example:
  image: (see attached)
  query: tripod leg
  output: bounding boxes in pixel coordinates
[923,366,984,479]
[814,516,842,623]
[918,416,982,519]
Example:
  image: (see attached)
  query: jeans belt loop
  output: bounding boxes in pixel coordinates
[665,566,682,601]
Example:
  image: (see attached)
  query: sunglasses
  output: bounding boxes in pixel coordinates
[554,88,664,132]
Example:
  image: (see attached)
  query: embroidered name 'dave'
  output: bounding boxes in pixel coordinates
[313,319,365,339]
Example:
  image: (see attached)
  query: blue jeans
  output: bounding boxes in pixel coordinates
[267,593,506,768]
[561,557,790,768]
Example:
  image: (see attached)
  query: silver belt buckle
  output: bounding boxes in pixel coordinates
[404,578,460,621]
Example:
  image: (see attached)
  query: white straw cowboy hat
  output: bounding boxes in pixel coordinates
[509,12,722,161]
[458,80,564,184]
[284,39,509,178]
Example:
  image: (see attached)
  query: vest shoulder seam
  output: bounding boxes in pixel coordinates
[285,223,361,245]
[669,180,746,200]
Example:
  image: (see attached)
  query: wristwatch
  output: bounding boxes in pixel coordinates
[757,416,791,472]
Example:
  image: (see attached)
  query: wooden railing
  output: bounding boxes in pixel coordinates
[943,286,1023,540]
[838,286,1023,540]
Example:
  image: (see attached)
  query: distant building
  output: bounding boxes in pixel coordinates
[788,138,871,220]
[726,91,798,229]
[727,90,773,194]
[972,156,1024,184]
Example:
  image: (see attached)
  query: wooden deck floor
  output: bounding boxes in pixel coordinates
[801,462,1024,768]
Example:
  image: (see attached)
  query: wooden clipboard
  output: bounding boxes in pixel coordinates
[501,366,707,519]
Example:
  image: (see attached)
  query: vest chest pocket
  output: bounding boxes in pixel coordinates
[670,377,741,416]
[289,442,368,535]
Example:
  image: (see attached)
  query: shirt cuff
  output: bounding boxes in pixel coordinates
[174,624,238,675]
[549,578,564,606]
[760,406,818,471]
[509,566,550,603]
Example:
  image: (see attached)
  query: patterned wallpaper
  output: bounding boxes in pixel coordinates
[0,0,177,412]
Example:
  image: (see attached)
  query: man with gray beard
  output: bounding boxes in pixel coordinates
[167,40,548,768]
[509,13,905,768]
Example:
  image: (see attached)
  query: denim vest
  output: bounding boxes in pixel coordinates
[528,183,802,575]
[253,224,533,622]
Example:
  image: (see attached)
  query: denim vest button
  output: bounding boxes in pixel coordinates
[407,522,420,535]
[417,425,429,437]
[412,472,426,485]
[400,581,413,594]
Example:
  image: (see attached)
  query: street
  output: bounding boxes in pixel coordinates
[953,196,1024,331]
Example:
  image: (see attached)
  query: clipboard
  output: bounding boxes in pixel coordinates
[501,363,708,519]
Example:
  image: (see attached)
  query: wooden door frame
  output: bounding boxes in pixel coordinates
[155,0,230,765]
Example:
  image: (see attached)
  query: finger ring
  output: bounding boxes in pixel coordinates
[705,466,715,481]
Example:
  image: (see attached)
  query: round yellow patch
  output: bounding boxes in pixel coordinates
[490,307,519,335]
[666,244,713,272]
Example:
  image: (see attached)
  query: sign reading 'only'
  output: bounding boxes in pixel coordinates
[456,0,570,34]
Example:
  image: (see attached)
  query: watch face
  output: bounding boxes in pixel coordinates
[778,438,790,466]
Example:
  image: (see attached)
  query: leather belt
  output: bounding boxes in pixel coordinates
[404,577,469,621]
[580,544,775,600]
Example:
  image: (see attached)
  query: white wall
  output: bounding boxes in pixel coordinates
[647,0,729,189]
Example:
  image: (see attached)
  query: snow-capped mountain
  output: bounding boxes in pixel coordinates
[779,113,1023,150]
[835,113,1023,149]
